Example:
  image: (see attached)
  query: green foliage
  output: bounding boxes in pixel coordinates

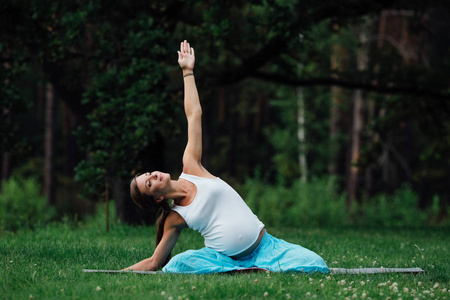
[1,0,449,217]
[74,15,174,198]
[0,177,56,232]
[241,176,348,227]
[359,185,445,227]
[241,178,448,228]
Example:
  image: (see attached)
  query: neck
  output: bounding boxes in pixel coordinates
[163,179,191,204]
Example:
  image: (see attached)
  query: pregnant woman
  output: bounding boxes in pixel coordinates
[125,40,328,274]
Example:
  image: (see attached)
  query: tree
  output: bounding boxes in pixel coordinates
[1,0,449,223]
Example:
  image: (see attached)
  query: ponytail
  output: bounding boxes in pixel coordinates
[156,200,172,267]
[130,176,173,267]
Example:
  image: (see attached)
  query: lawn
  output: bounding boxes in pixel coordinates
[1,215,449,299]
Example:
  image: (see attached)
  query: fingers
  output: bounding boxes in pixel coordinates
[191,47,195,57]
[180,40,193,54]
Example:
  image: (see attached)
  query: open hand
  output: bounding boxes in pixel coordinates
[178,40,195,71]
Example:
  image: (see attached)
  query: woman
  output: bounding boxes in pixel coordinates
[125,40,328,274]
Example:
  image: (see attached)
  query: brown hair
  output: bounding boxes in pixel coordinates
[130,175,172,267]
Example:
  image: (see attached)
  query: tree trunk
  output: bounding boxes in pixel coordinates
[347,91,364,209]
[61,101,77,176]
[346,21,370,210]
[1,61,11,181]
[296,87,307,183]
[364,99,376,197]
[329,36,348,175]
[45,83,56,205]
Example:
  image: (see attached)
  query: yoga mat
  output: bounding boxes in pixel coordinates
[331,267,424,274]
[82,268,266,274]
[83,269,161,274]
[84,267,424,275]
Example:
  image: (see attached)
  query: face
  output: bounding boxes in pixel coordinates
[135,171,170,201]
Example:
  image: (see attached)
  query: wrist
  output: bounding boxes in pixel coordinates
[182,69,194,75]
[183,71,194,78]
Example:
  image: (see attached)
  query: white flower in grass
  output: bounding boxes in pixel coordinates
[418,282,422,286]
[285,293,291,299]
[161,291,166,296]
[361,292,367,298]
[168,297,173,300]
[352,293,357,299]
[29,295,33,299]
[306,292,311,296]
[433,283,439,289]
[264,291,269,297]
[403,287,409,293]
[96,286,101,291]
[320,283,324,288]
[360,281,365,286]
[326,276,331,281]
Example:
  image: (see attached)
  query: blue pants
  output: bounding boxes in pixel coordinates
[163,232,329,274]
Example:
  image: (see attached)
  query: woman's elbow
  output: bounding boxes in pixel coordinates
[187,109,202,120]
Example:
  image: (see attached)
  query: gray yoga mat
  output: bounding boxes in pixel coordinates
[330,267,424,274]
[83,267,424,275]
[83,269,161,274]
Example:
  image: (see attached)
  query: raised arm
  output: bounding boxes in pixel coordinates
[178,40,213,177]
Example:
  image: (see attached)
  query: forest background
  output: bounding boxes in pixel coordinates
[1,0,450,230]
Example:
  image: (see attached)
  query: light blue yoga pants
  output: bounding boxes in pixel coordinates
[163,232,329,274]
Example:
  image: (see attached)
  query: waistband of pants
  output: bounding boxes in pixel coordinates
[233,231,269,260]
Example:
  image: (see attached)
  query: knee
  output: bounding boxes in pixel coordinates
[163,250,198,273]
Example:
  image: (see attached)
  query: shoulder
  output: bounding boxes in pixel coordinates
[182,164,216,179]
[165,210,188,230]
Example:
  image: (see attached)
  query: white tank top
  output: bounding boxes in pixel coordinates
[172,173,265,256]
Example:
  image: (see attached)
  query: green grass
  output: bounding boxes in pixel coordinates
[1,214,449,299]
